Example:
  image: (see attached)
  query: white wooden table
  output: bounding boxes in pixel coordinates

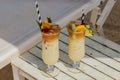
[0,0,103,69]
[12,29,120,80]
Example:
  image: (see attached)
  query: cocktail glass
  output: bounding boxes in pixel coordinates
[42,24,61,77]
[67,21,85,72]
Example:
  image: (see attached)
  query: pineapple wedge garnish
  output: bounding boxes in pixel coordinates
[85,25,94,36]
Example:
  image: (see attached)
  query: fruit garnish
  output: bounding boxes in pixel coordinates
[76,25,86,32]
[85,25,94,36]
[36,17,52,32]
[86,25,90,29]
[42,22,51,29]
[45,17,52,23]
[36,20,43,32]
[71,24,76,32]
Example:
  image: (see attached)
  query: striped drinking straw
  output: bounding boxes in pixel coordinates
[35,0,42,31]
[81,9,85,25]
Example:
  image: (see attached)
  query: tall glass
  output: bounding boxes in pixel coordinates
[42,24,61,77]
[67,21,85,70]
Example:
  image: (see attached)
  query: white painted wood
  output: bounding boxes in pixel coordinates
[97,26,105,37]
[21,52,75,80]
[58,52,111,80]
[35,43,113,80]
[86,37,120,62]
[56,62,94,80]
[82,55,120,80]
[89,35,120,52]
[12,65,25,80]
[28,47,93,80]
[11,58,55,80]
[58,41,115,80]
[96,0,116,32]
[58,39,119,78]
[59,32,120,79]
[19,70,36,80]
[0,43,19,69]
[12,18,120,80]
[90,7,101,32]
[86,45,120,71]
[79,62,113,80]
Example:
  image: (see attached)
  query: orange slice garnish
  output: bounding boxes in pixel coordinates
[76,25,86,32]
[42,22,51,29]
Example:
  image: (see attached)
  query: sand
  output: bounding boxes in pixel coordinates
[103,0,120,44]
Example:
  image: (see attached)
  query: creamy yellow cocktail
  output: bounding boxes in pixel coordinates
[68,38,85,62]
[37,18,61,76]
[42,24,61,66]
[67,21,86,68]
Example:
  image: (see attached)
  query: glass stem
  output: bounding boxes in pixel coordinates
[73,61,80,68]
[47,65,54,73]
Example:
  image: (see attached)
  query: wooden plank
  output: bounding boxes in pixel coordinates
[20,52,45,70]
[85,39,120,70]
[96,0,116,29]
[19,70,36,80]
[89,35,120,53]
[86,46,120,72]
[61,30,120,67]
[35,42,113,80]
[95,0,116,36]
[86,37,120,61]
[59,32,120,80]
[11,57,55,80]
[29,47,94,80]
[90,7,100,32]
[12,65,25,80]
[58,41,114,80]
[18,28,120,80]
[36,43,114,80]
[90,7,100,26]
[56,62,94,80]
[21,52,75,80]
[82,55,120,80]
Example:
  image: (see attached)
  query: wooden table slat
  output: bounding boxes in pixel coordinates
[11,57,55,80]
[58,41,115,80]
[29,46,94,80]
[35,43,114,80]
[58,41,117,79]
[86,38,120,62]
[18,30,120,80]
[21,52,75,80]
[59,32,120,80]
[60,31,120,70]
[90,35,120,53]
[86,46,120,72]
